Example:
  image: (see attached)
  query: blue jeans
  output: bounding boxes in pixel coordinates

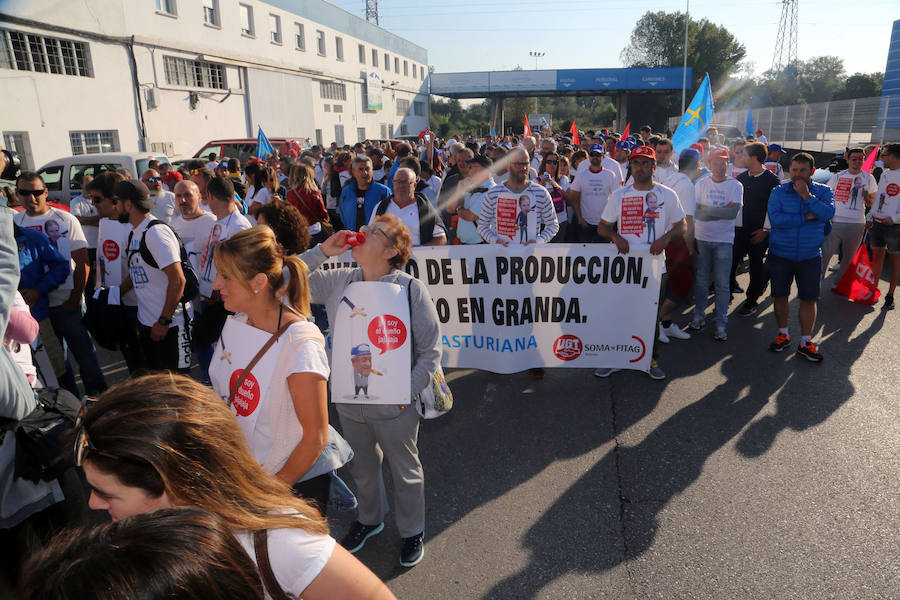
[693,240,733,328]
[48,304,107,396]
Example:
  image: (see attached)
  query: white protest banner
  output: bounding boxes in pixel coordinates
[96,218,130,287]
[318,244,663,373]
[330,282,411,404]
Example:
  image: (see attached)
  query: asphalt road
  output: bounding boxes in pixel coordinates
[89,266,899,600]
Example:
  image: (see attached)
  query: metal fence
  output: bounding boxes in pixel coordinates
[668,96,893,154]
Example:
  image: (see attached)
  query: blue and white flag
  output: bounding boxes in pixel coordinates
[744,107,754,137]
[256,126,274,159]
[671,73,714,155]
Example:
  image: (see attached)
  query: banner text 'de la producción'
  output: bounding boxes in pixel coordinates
[319,244,663,373]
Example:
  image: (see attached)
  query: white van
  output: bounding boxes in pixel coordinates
[36,152,170,205]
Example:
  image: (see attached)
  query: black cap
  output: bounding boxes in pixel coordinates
[467,155,493,168]
[113,179,153,210]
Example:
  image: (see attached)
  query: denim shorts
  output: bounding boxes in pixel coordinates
[767,253,822,301]
[869,222,900,254]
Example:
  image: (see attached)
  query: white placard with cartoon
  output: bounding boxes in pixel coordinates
[209,317,282,435]
[97,219,130,287]
[495,192,538,244]
[331,281,411,404]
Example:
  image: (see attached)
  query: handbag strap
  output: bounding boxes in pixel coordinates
[253,529,291,600]
[227,320,292,407]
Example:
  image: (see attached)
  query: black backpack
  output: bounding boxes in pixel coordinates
[127,220,200,304]
[375,193,445,245]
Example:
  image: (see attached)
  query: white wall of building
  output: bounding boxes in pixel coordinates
[0,0,429,168]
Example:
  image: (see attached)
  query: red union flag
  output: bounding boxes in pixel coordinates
[569,121,580,145]
[524,113,532,137]
[832,244,881,305]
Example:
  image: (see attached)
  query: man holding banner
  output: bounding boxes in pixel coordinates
[597,145,686,380]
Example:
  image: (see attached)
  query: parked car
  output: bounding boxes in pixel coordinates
[193,137,311,167]
[36,152,170,206]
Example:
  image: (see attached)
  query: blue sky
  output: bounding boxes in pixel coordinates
[328,0,895,77]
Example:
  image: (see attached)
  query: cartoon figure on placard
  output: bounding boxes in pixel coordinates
[517,195,531,243]
[351,343,383,399]
[849,176,863,210]
[44,219,66,249]
[643,192,660,243]
[200,223,222,282]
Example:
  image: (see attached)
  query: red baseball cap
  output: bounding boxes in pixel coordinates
[163,171,183,182]
[630,145,656,160]
[690,143,705,153]
[709,147,729,160]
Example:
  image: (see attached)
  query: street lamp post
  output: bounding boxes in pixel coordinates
[529,51,545,116]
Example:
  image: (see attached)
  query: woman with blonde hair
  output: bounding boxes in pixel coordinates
[286,164,330,245]
[209,226,348,514]
[301,214,441,568]
[75,373,395,599]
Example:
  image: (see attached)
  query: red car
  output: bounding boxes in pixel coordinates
[194,138,312,167]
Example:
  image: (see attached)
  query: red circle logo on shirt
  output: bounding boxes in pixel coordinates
[102,239,119,261]
[553,334,583,361]
[886,183,899,197]
[229,370,260,416]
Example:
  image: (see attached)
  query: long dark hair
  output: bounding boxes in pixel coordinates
[20,508,265,600]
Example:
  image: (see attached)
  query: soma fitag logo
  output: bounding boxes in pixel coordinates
[553,335,583,361]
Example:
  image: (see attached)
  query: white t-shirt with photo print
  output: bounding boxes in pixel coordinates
[828,169,877,224]
[14,207,86,307]
[197,211,252,298]
[870,168,900,224]
[601,183,686,248]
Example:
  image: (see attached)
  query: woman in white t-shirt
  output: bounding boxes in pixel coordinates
[76,373,396,600]
[209,226,344,516]
[537,151,570,242]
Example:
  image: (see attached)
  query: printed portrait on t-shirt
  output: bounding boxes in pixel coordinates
[517,195,532,243]
[643,192,660,243]
[42,218,72,276]
[849,176,863,210]
[200,223,222,282]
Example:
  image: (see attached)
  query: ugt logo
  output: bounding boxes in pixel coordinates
[553,335,583,361]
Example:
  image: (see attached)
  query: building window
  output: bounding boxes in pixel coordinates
[335,37,343,61]
[316,30,326,56]
[156,0,177,15]
[422,67,426,80]
[239,4,253,36]
[319,81,346,101]
[3,132,32,170]
[333,104,343,113]
[269,14,282,44]
[323,104,330,112]
[412,64,416,79]
[403,60,408,76]
[163,55,226,89]
[394,57,399,73]
[413,101,425,116]
[371,48,378,67]
[294,23,305,50]
[399,124,409,136]
[358,44,365,64]
[0,29,92,77]
[383,53,388,71]
[201,0,219,26]
[69,130,120,155]
[396,98,410,116]
[357,127,366,141]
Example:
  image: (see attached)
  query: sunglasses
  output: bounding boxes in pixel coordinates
[73,397,119,467]
[143,177,161,183]
[545,159,559,164]
[17,188,46,197]
[89,195,104,203]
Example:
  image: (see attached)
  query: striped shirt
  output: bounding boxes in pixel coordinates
[478,180,559,243]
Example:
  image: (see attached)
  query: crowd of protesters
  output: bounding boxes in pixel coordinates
[0,122,897,597]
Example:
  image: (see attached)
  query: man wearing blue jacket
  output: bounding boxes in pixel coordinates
[14,222,72,391]
[338,156,391,232]
[766,152,835,362]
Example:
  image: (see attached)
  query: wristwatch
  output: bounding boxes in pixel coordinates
[157,315,173,326]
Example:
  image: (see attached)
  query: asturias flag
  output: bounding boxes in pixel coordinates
[256,126,274,159]
[671,73,714,155]
[744,107,754,137]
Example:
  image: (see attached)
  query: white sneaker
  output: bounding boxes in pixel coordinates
[658,323,670,343]
[594,368,621,378]
[714,326,727,341]
[662,323,691,340]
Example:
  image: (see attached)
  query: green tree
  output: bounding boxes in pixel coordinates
[834,72,883,100]
[620,11,747,127]
[798,55,845,102]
